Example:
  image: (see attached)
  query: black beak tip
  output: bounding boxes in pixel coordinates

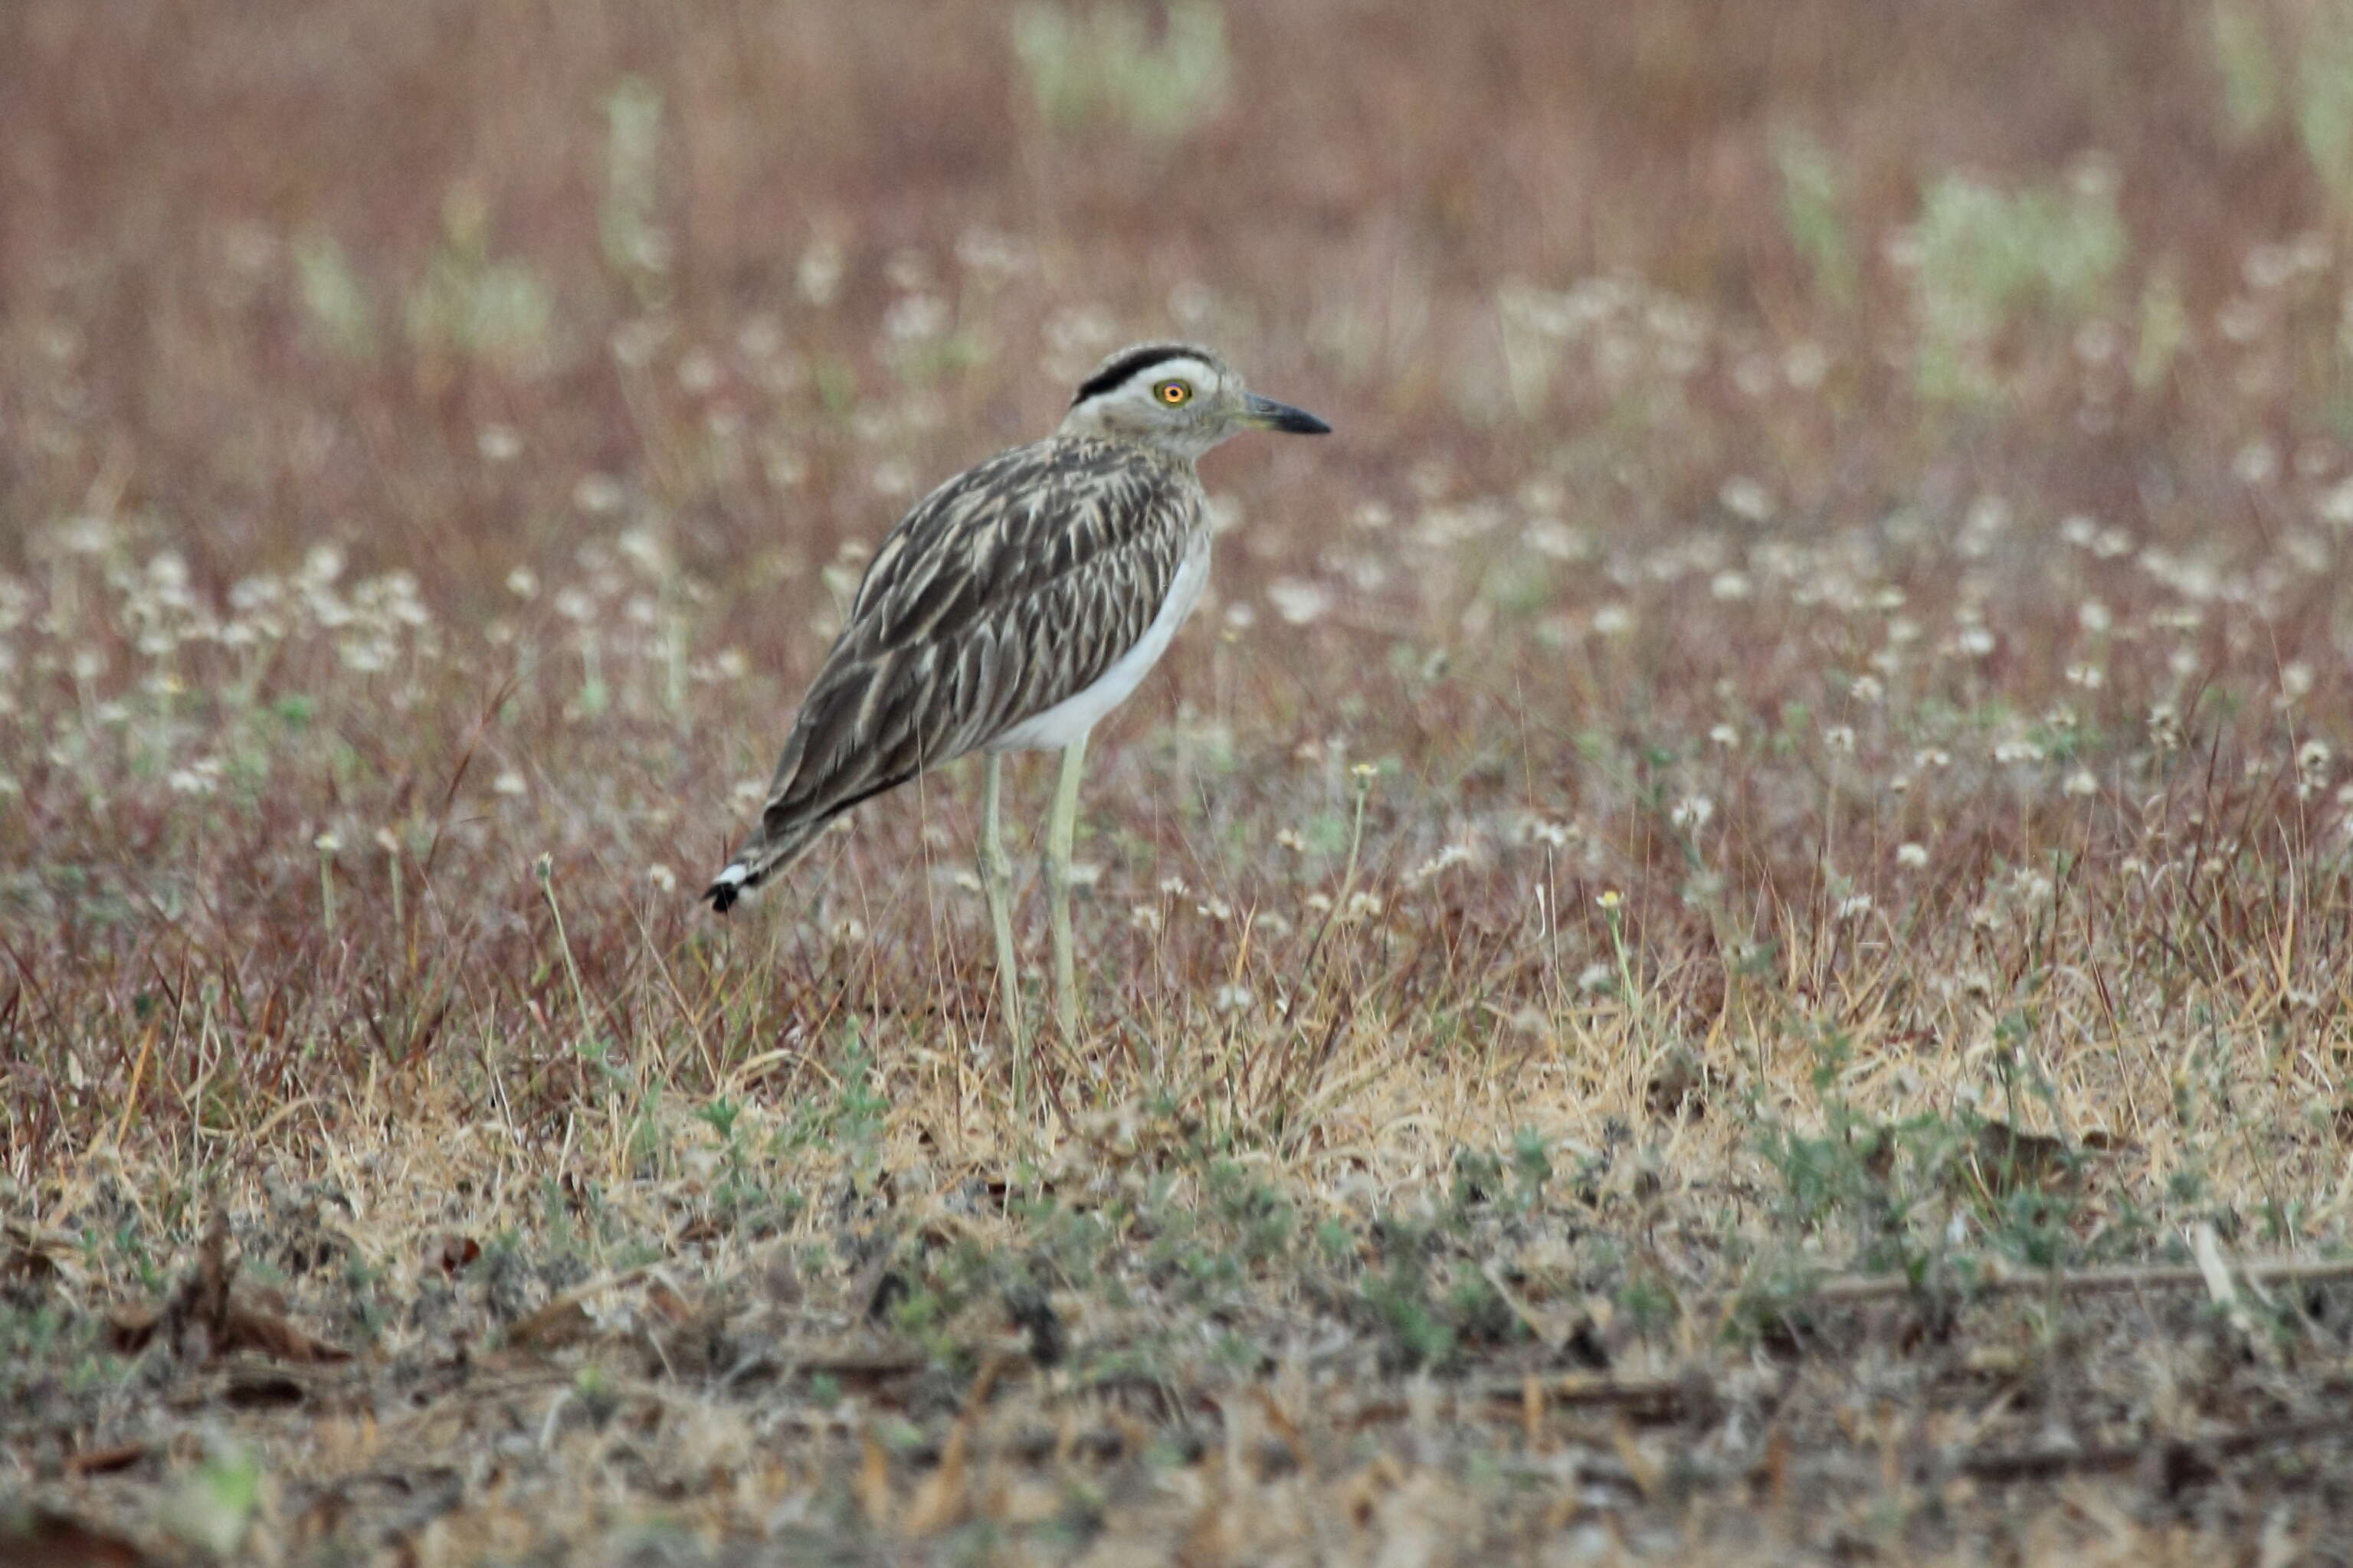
[1253,395,1331,435]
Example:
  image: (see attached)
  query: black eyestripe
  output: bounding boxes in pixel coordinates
[1070,345,1204,406]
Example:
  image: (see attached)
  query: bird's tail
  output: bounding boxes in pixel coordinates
[702,817,824,914]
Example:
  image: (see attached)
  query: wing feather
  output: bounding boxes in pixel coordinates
[736,437,1199,869]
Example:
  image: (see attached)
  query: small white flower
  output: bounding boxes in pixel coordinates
[1834,894,1873,921]
[168,758,223,796]
[2063,769,2098,797]
[1824,725,1857,753]
[1408,843,1473,884]
[1591,604,1635,637]
[1523,519,1588,560]
[2077,601,2112,633]
[573,474,625,515]
[1896,843,1929,869]
[1214,984,1254,1013]
[1670,796,1714,830]
[648,863,678,893]
[956,227,1021,277]
[313,831,343,853]
[1955,626,1997,657]
[1709,723,1739,748]
[2296,739,2332,798]
[495,771,529,797]
[1709,571,1752,601]
[797,234,844,305]
[1717,476,1775,522]
[883,293,949,343]
[677,348,721,394]
[1575,962,1614,992]
[2321,477,2353,529]
[1266,579,1333,625]
[1784,342,1829,388]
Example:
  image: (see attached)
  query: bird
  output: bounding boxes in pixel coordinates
[703,342,1329,1103]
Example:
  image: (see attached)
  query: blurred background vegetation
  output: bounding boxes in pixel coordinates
[10,0,2353,596]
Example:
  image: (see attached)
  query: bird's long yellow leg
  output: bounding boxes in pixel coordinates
[978,752,1027,1119]
[1044,732,1090,1045]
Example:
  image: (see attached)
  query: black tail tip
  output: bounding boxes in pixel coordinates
[703,878,742,915]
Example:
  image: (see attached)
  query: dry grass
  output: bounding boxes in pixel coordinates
[8,1,2353,1562]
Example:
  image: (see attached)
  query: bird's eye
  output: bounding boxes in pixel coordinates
[1155,380,1192,405]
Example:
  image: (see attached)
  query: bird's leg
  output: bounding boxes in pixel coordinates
[978,752,1027,1117]
[1044,732,1090,1043]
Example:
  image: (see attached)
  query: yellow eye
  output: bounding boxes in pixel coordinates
[1155,380,1192,405]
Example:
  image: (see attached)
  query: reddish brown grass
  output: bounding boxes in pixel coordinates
[6,2,2353,1561]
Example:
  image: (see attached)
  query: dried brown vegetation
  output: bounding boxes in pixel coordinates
[8,0,2353,1562]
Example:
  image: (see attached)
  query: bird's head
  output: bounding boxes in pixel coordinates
[1058,342,1329,459]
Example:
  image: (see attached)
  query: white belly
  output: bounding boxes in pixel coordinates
[988,535,1211,752]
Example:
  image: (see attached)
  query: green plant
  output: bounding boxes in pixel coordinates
[1775,129,1859,307]
[601,76,671,306]
[293,234,378,361]
[1908,169,2125,401]
[1011,0,1230,140]
[404,188,553,368]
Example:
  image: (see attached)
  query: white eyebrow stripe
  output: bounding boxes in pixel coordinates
[1133,357,1213,388]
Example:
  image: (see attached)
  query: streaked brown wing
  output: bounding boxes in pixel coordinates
[751,437,1198,838]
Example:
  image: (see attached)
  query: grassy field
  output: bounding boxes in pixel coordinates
[8,0,2353,1561]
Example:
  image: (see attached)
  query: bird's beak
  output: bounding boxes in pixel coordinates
[1243,392,1332,435]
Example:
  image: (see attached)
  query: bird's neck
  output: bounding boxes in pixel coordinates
[1057,408,1214,467]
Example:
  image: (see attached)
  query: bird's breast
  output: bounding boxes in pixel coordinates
[985,529,1212,753]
